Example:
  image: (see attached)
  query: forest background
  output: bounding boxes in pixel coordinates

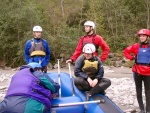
[0,0,149,67]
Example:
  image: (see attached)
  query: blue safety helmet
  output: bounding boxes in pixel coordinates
[27,62,42,68]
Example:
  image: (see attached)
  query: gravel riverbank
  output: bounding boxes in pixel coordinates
[0,66,141,113]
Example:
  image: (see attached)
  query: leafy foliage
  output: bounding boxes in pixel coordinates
[0,0,149,67]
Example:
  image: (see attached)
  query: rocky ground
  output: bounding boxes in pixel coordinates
[0,66,143,113]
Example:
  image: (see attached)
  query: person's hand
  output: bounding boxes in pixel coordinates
[52,93,57,99]
[87,77,93,87]
[42,66,47,73]
[91,79,98,87]
[132,57,135,60]
[66,59,72,63]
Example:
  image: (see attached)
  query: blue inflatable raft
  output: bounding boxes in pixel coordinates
[46,72,123,113]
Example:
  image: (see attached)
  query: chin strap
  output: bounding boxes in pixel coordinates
[86,27,94,35]
[140,37,149,44]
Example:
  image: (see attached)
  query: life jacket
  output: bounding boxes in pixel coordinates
[82,34,99,52]
[6,68,52,109]
[137,45,150,65]
[82,57,98,78]
[29,38,46,57]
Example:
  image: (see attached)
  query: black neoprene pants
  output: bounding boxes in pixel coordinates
[74,77,111,95]
[133,72,150,112]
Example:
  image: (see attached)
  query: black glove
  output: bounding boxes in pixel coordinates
[132,57,135,60]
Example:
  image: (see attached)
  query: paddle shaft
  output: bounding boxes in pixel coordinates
[52,100,101,107]
[57,59,61,97]
[68,63,75,96]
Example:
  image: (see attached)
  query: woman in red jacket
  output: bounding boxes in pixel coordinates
[123,29,150,113]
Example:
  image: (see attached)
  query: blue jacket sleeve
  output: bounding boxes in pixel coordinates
[74,56,88,79]
[24,40,32,64]
[42,40,50,66]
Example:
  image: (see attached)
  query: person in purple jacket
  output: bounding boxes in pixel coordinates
[0,62,60,113]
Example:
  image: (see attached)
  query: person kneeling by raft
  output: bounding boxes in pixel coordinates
[0,62,60,113]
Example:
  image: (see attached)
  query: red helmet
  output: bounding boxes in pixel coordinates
[138,29,150,36]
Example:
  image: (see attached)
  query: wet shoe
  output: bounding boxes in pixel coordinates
[100,91,106,95]
[139,110,145,113]
[85,91,91,101]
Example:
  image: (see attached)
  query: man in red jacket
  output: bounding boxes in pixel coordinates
[123,29,150,113]
[66,21,110,63]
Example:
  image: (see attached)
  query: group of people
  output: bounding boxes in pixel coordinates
[0,20,150,113]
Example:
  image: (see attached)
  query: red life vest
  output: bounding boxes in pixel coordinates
[82,34,99,52]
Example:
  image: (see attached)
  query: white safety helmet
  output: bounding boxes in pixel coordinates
[82,43,96,54]
[84,21,95,29]
[33,26,42,32]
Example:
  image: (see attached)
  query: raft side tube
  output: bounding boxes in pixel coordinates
[74,82,124,113]
[89,95,124,113]
[46,72,73,97]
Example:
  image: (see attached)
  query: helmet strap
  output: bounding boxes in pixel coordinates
[86,27,94,35]
[34,37,41,40]
[140,36,149,44]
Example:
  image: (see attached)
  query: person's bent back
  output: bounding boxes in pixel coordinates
[0,62,59,113]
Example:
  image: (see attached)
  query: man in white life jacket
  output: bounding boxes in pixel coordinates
[74,43,111,101]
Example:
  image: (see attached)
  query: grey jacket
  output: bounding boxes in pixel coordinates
[74,55,104,80]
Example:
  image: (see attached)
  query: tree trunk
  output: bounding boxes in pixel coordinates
[146,0,150,29]
[104,1,114,36]
[60,0,64,18]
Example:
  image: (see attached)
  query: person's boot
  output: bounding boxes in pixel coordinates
[85,91,92,101]
[139,110,145,113]
[100,91,106,95]
[145,90,150,113]
[136,90,145,112]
